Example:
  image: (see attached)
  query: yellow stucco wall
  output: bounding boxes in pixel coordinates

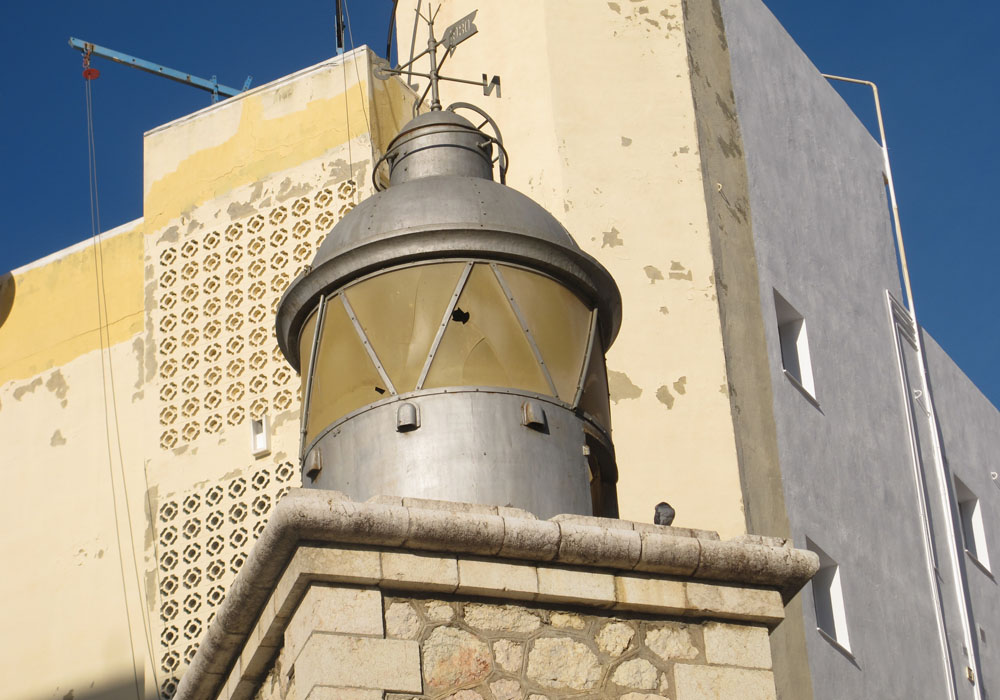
[0,48,416,700]
[0,220,150,700]
[1,15,753,695]
[140,49,418,698]
[395,0,747,537]
[1,220,144,386]
[144,58,374,238]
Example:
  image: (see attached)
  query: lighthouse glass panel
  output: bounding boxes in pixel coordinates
[577,328,612,432]
[297,308,319,409]
[496,264,593,402]
[304,296,386,444]
[423,263,550,393]
[344,262,466,393]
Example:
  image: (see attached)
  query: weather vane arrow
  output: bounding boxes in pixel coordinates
[373,5,500,112]
[441,11,478,55]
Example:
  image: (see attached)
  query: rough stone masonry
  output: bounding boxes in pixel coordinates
[174,490,818,700]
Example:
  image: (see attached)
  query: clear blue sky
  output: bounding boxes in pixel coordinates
[1,1,997,408]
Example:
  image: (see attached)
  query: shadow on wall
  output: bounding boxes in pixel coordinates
[24,675,145,700]
[0,273,14,329]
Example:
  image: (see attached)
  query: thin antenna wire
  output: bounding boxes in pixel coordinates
[407,0,423,80]
[85,76,163,700]
[343,0,377,170]
[339,42,356,202]
[85,77,145,700]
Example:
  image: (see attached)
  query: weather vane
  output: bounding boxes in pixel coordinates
[374,6,501,112]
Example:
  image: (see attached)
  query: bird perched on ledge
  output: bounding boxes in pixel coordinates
[654,501,675,526]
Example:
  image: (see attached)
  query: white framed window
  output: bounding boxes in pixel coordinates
[774,290,816,399]
[955,477,991,572]
[807,538,851,652]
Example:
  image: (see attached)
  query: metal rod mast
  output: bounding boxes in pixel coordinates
[426,13,441,110]
[334,0,345,55]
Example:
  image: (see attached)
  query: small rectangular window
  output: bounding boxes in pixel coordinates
[774,290,816,398]
[250,415,271,458]
[955,477,991,572]
[808,539,851,652]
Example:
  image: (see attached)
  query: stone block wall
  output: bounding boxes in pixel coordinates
[175,493,815,700]
[254,585,777,700]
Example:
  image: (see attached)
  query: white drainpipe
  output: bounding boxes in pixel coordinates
[823,73,981,700]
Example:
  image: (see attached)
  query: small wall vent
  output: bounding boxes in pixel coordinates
[807,538,851,653]
[250,415,271,458]
[774,290,816,400]
[956,476,991,572]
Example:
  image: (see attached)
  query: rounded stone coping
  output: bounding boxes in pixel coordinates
[176,489,818,700]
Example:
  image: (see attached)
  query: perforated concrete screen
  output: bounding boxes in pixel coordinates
[149,173,366,699]
[153,181,358,451]
[154,461,298,697]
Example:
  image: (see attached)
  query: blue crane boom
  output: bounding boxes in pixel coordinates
[68,37,252,102]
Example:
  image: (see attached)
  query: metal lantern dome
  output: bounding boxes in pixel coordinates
[276,107,622,519]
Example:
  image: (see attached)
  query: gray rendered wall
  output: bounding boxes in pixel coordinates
[924,332,1000,695]
[719,0,976,697]
[678,2,812,697]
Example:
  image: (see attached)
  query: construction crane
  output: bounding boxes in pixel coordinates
[68,37,252,103]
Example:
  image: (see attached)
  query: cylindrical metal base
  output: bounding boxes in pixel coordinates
[303,390,596,519]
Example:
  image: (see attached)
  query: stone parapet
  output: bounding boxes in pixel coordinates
[176,490,818,700]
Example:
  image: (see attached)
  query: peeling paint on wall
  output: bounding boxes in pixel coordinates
[669,261,693,280]
[608,370,643,403]
[602,227,624,248]
[132,338,145,390]
[656,385,675,409]
[45,370,69,407]
[143,269,157,387]
[226,200,257,220]
[157,227,179,245]
[659,306,669,315]
[621,137,632,146]
[272,410,297,429]
[13,377,42,400]
[325,158,354,183]
[276,178,314,203]
[643,265,664,284]
[673,376,688,395]
[143,71,372,236]
[50,429,66,447]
